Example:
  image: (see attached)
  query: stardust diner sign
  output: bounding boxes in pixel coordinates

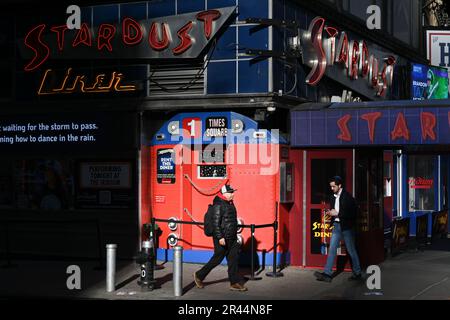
[19,6,236,94]
[301,17,396,97]
[291,107,450,146]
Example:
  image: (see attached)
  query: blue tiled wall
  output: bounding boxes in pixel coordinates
[206,0,269,95]
[148,0,176,18]
[272,0,317,100]
[82,0,271,96]
[93,5,119,26]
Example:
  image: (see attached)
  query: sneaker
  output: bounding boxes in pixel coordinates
[314,271,332,283]
[348,273,362,281]
[193,272,204,289]
[230,283,248,291]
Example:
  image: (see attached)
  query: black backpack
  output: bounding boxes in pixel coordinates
[203,204,218,237]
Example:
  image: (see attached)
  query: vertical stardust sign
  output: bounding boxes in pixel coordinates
[301,16,396,98]
[426,29,450,96]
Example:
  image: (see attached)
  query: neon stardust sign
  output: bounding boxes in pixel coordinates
[303,17,396,97]
[22,7,236,72]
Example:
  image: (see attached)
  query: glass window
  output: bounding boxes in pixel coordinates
[393,0,411,45]
[349,0,373,21]
[311,159,346,204]
[407,155,436,211]
[14,159,74,210]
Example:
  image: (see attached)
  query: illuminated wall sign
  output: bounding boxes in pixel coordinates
[409,177,433,189]
[426,29,450,96]
[38,68,136,95]
[20,7,236,72]
[0,113,136,153]
[301,17,396,97]
[80,162,131,189]
[411,63,449,100]
[291,107,450,146]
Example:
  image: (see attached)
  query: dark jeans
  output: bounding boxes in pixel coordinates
[324,222,362,276]
[196,237,242,285]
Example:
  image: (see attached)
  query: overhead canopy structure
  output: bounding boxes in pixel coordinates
[291,99,450,147]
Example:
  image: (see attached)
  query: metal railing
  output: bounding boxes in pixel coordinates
[150,206,284,280]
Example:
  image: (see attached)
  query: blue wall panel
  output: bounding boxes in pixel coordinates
[207,61,236,94]
[208,0,237,9]
[210,27,237,60]
[177,0,205,14]
[239,26,269,51]
[120,2,147,20]
[238,0,268,21]
[147,0,176,18]
[93,5,119,26]
[238,59,268,93]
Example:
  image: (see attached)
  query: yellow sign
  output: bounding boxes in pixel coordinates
[38,68,136,95]
[312,221,334,238]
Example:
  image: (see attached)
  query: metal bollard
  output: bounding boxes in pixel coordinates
[106,244,117,292]
[173,246,183,297]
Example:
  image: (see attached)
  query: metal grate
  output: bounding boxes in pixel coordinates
[149,60,205,96]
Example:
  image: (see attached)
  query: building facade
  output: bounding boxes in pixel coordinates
[1,0,448,269]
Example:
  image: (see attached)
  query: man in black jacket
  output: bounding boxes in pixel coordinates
[314,176,362,283]
[193,184,247,291]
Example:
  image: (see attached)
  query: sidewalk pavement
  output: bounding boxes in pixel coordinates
[1,239,450,300]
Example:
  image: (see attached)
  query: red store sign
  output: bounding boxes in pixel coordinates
[291,107,450,146]
[301,17,396,97]
[409,177,434,189]
[20,6,237,72]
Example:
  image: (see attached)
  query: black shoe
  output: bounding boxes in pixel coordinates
[314,271,332,283]
[348,273,362,281]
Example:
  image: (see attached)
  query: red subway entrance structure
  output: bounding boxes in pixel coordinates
[142,111,293,265]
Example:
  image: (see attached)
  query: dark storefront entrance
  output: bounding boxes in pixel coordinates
[355,149,384,266]
[305,150,353,268]
[301,148,385,269]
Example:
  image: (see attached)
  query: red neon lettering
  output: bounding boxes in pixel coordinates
[391,112,410,141]
[325,26,338,37]
[370,55,379,87]
[421,112,437,141]
[173,21,194,55]
[97,24,116,52]
[72,23,92,48]
[360,41,369,77]
[122,18,143,45]
[24,24,50,72]
[336,32,348,67]
[196,10,221,40]
[361,112,381,143]
[149,22,170,51]
[306,17,326,85]
[337,114,352,142]
[375,56,396,97]
[50,25,68,51]
[348,40,359,79]
[324,26,338,65]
